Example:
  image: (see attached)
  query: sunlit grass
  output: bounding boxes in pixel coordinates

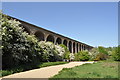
[51,61,119,79]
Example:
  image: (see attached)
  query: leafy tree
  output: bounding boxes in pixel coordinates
[89,46,108,61]
[94,53,108,61]
[98,46,108,55]
[112,46,120,61]
[59,44,70,60]
[89,48,99,60]
[1,13,68,70]
[39,41,63,62]
[1,13,42,69]
[74,50,90,61]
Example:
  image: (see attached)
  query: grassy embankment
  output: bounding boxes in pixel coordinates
[1,62,68,77]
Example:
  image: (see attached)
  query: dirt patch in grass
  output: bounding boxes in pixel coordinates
[102,62,118,67]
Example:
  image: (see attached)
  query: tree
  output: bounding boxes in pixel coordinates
[74,50,90,61]
[98,46,108,55]
[1,13,42,69]
[112,46,120,61]
[39,41,63,62]
[59,44,70,60]
[89,47,99,60]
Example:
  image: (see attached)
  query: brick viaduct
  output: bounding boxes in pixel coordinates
[11,16,93,53]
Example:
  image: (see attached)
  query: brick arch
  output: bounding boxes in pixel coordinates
[34,31,44,41]
[46,35,54,43]
[63,39,67,47]
[56,37,62,45]
[20,24,30,34]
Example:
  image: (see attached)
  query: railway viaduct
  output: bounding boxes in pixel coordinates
[12,16,93,53]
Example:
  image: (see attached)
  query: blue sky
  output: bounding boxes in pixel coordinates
[2,2,118,47]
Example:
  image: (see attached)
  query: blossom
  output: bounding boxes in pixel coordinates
[55,45,65,56]
[69,53,75,60]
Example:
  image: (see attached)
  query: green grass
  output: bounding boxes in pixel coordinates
[1,62,68,77]
[0,70,13,77]
[39,62,68,67]
[50,61,119,79]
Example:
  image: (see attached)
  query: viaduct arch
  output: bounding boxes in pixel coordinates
[46,35,54,43]
[56,37,62,45]
[63,39,67,47]
[69,41,72,53]
[11,16,93,53]
[34,31,44,41]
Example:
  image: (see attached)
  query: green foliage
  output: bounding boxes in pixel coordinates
[39,62,68,68]
[39,41,63,62]
[69,53,75,61]
[59,44,70,59]
[1,13,67,70]
[112,46,120,61]
[94,53,109,61]
[98,46,108,55]
[89,48,99,60]
[74,50,90,61]
[1,70,13,77]
[74,53,79,61]
[89,47,109,61]
[94,46,120,61]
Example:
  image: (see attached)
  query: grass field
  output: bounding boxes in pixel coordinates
[51,60,119,79]
[1,62,68,77]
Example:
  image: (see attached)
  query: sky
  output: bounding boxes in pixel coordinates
[2,2,118,47]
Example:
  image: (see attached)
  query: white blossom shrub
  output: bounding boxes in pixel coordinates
[1,13,69,70]
[59,44,70,60]
[89,48,99,60]
[69,53,75,60]
[38,41,63,61]
[1,14,43,69]
[55,45,65,56]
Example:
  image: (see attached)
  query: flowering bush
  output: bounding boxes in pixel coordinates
[89,48,99,60]
[39,41,64,62]
[59,44,70,60]
[1,13,67,69]
[55,45,65,57]
[69,53,75,61]
[1,14,43,69]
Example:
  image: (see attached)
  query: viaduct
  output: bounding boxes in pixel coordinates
[11,16,93,53]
